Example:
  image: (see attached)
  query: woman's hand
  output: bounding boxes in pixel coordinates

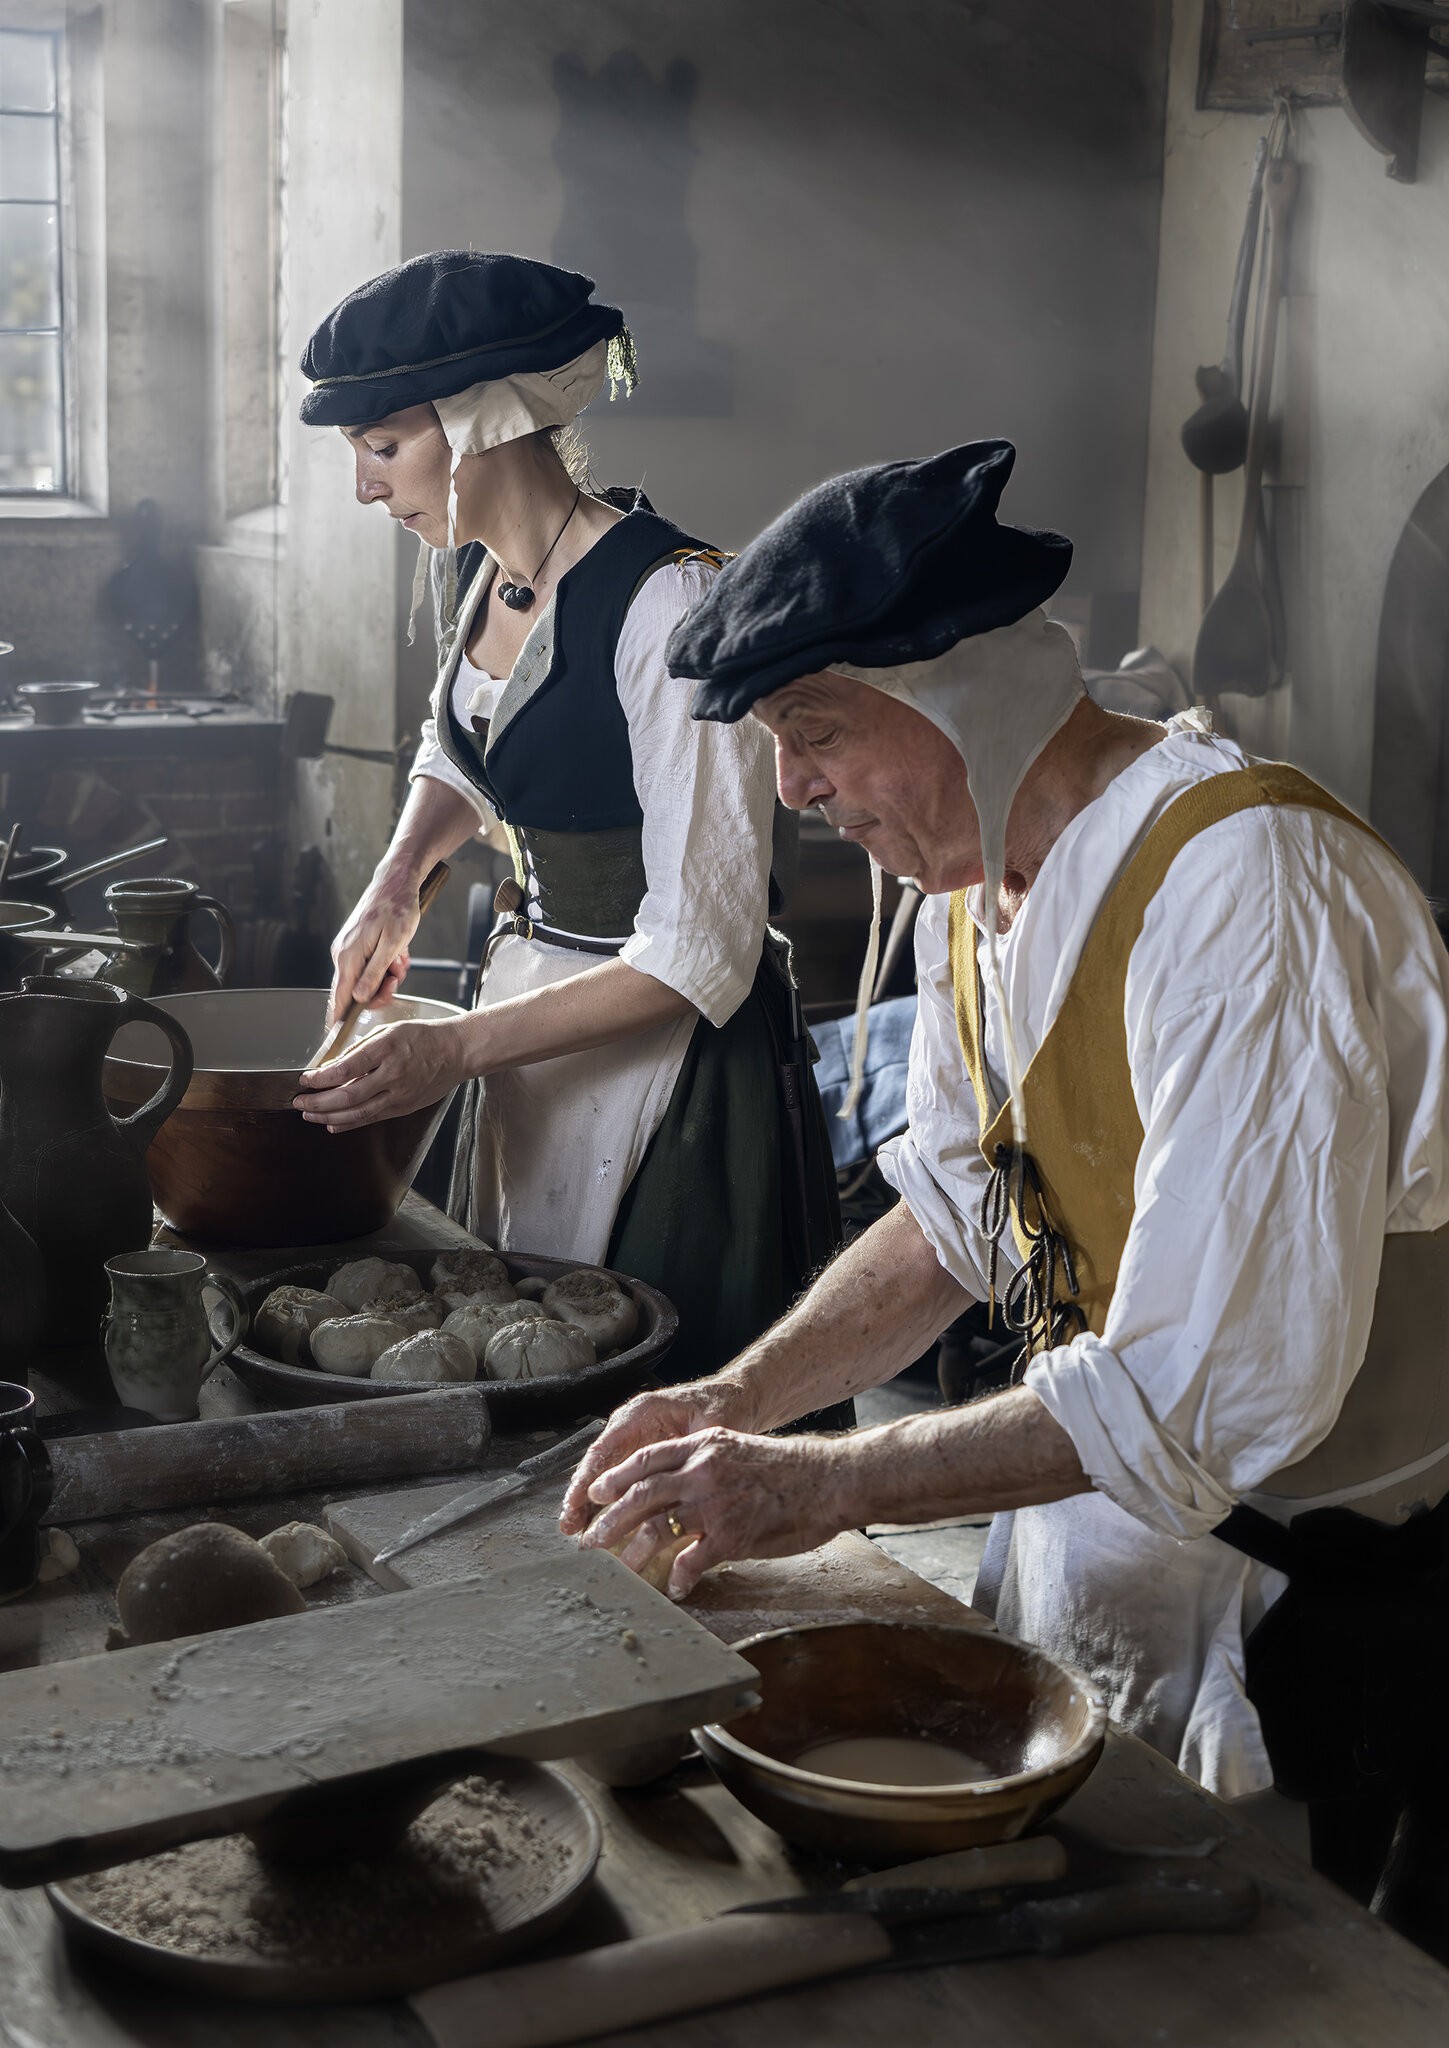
[558,1379,756,1537]
[327,869,427,1025]
[577,1427,855,1601]
[295,1016,470,1131]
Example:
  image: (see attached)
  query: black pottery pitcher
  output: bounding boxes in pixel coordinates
[0,1190,43,1389]
[0,978,193,1346]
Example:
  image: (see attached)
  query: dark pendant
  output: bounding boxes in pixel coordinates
[498,581,535,612]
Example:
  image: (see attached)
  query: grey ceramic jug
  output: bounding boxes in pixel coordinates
[0,978,193,1347]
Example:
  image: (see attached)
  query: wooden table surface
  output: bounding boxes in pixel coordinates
[4,1203,1449,2044]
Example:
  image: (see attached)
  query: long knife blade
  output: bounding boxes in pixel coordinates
[375,1417,604,1566]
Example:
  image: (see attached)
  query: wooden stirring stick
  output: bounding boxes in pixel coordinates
[307,859,451,1072]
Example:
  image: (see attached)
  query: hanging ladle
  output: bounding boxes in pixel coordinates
[1182,137,1268,478]
[1192,157,1300,701]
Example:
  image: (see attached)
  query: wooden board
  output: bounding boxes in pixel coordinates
[1198,0,1449,112]
[3,1528,1449,2045]
[0,1556,759,1888]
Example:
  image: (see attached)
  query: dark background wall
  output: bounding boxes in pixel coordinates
[397,0,1171,735]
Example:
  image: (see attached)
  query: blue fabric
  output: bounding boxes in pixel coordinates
[670,441,1072,722]
[299,251,624,427]
[810,996,917,1170]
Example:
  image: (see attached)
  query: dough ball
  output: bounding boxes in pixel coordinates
[429,1249,514,1305]
[514,1275,548,1301]
[371,1329,476,1384]
[260,1521,348,1589]
[37,1529,81,1583]
[484,1318,596,1382]
[441,1298,547,1365]
[254,1285,350,1366]
[310,1314,408,1377]
[373,1291,445,1336]
[325,1258,423,1312]
[116,1524,305,1646]
[541,1269,639,1352]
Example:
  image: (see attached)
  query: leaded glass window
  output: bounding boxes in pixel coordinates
[0,27,62,493]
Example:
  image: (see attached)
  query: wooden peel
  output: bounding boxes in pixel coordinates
[308,859,450,1072]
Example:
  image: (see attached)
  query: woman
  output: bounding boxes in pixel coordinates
[294,250,838,1374]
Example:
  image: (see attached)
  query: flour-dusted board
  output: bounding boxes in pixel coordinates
[0,1555,759,1888]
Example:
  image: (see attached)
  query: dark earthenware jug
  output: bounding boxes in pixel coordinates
[0,978,193,1346]
[100,877,235,997]
[0,1382,51,1602]
[0,1191,43,1389]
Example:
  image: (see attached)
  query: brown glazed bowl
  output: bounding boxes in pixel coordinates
[695,1620,1106,1862]
[103,987,466,1245]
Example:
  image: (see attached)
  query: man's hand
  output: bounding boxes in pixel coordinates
[328,871,426,1024]
[559,1380,750,1538]
[577,1427,853,1601]
[295,1016,469,1131]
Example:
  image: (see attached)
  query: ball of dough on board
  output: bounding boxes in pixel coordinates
[429,1249,514,1305]
[326,1257,423,1312]
[441,1298,547,1366]
[116,1523,305,1646]
[260,1521,348,1589]
[310,1314,408,1376]
[484,1318,596,1382]
[371,1329,476,1383]
[541,1269,639,1351]
[254,1286,349,1366]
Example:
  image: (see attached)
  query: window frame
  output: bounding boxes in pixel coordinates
[0,20,67,497]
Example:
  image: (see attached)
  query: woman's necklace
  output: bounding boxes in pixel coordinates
[495,488,582,612]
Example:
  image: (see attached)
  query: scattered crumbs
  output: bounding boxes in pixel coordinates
[67,1776,570,1968]
[619,1630,639,1652]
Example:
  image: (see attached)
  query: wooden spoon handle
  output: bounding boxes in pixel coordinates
[309,859,450,1071]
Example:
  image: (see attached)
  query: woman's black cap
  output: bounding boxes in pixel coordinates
[670,440,1073,721]
[299,250,625,427]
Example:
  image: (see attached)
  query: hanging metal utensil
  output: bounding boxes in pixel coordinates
[1192,156,1300,700]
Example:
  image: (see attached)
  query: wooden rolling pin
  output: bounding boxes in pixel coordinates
[43,1384,492,1524]
[309,858,451,1070]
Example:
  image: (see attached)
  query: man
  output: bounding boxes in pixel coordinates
[560,441,1449,1930]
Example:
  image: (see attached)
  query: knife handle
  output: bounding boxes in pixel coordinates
[411,1912,891,2048]
[518,1417,605,1483]
[1026,1869,1259,1954]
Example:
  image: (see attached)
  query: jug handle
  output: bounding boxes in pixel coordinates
[193,894,236,987]
[0,1425,54,1533]
[200,1271,248,1376]
[108,994,195,1151]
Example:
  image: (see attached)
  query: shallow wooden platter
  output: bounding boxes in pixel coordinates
[228,1248,679,1425]
[47,1756,600,2002]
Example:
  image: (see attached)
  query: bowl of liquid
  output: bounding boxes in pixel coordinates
[694,1619,1105,1861]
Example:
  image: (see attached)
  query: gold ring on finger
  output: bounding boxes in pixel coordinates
[667,1511,684,1540]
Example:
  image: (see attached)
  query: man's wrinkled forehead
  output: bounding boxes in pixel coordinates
[751,669,873,731]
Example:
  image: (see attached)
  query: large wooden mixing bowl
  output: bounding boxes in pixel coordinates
[696,1620,1106,1861]
[103,987,466,1246]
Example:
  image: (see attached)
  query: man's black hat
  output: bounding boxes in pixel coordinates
[299,250,626,428]
[670,440,1073,722]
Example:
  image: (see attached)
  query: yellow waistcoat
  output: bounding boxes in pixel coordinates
[947,763,1449,1521]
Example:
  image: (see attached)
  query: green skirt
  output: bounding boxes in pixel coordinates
[606,935,850,1428]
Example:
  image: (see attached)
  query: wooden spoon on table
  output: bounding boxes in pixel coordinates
[307,859,451,1071]
[1192,157,1299,701]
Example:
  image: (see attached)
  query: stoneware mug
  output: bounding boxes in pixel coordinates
[0,1382,54,1602]
[102,1249,247,1422]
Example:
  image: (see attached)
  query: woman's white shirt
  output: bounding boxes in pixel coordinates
[410,555,775,1028]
